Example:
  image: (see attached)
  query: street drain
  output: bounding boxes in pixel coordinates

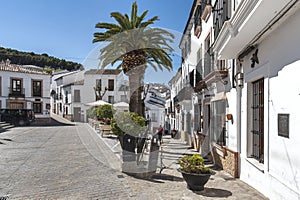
[117,174,125,178]
[0,196,8,200]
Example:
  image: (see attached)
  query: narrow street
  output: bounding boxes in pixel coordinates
[0,123,131,199]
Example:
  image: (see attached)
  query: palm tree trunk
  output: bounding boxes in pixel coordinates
[127,66,145,117]
[122,51,146,117]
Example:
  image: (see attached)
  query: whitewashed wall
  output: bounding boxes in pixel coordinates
[240,9,300,200]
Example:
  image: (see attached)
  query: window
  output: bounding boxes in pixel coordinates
[32,80,42,97]
[108,79,114,91]
[194,5,202,37]
[11,78,22,94]
[251,78,264,163]
[151,113,157,122]
[96,79,101,91]
[65,91,68,103]
[33,102,42,114]
[204,34,212,77]
[74,90,80,102]
[211,100,226,146]
[213,0,232,40]
[108,96,114,104]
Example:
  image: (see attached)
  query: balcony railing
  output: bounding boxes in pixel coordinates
[203,70,228,84]
[8,87,25,98]
[213,0,231,40]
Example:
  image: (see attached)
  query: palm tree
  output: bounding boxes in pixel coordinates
[93,1,174,117]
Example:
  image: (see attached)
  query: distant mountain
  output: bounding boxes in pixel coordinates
[0,47,83,71]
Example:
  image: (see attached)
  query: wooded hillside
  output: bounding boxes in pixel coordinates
[0,47,83,71]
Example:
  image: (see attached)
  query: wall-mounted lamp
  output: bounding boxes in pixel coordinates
[235,72,244,87]
[226,114,234,124]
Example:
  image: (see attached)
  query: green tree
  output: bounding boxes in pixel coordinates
[96,104,113,120]
[93,1,174,117]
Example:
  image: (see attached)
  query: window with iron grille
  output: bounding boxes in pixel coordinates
[251,78,264,163]
[213,0,232,40]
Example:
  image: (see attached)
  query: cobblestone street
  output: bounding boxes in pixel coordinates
[0,117,268,199]
[0,123,131,199]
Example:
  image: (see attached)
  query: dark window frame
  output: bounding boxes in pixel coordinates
[33,102,42,114]
[251,78,264,163]
[32,80,42,97]
[11,78,22,94]
[108,95,114,104]
[74,90,81,102]
[108,79,114,91]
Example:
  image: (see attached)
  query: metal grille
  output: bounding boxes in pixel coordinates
[251,78,264,163]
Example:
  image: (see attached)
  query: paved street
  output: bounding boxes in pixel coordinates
[0,117,268,200]
[0,122,132,199]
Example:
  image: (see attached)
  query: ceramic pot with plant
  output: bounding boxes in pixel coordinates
[178,154,214,191]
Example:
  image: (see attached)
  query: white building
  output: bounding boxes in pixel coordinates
[0,60,51,119]
[168,67,182,133]
[51,69,129,122]
[213,0,300,199]
[144,83,168,133]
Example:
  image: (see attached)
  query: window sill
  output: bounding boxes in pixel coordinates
[245,158,264,173]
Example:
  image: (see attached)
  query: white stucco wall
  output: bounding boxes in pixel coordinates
[0,70,50,117]
[239,8,300,200]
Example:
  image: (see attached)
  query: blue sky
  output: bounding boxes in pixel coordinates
[0,0,193,84]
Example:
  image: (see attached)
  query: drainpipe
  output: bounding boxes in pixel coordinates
[236,59,244,177]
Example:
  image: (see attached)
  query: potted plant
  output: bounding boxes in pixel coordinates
[178,154,213,191]
[96,104,113,124]
[111,111,146,152]
[111,112,159,176]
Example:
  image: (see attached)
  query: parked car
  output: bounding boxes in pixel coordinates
[0,109,35,126]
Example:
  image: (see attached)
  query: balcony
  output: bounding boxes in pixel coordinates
[194,80,207,92]
[193,69,228,93]
[213,0,297,59]
[8,87,25,98]
[174,86,193,103]
[203,70,228,85]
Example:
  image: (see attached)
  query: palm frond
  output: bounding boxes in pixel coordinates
[131,1,138,27]
[110,12,131,30]
[95,22,121,30]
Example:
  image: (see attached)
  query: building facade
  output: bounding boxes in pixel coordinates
[173,0,300,199]
[0,60,51,119]
[213,0,300,199]
[51,69,129,122]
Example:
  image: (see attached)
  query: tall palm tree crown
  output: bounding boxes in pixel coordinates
[93,1,174,117]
